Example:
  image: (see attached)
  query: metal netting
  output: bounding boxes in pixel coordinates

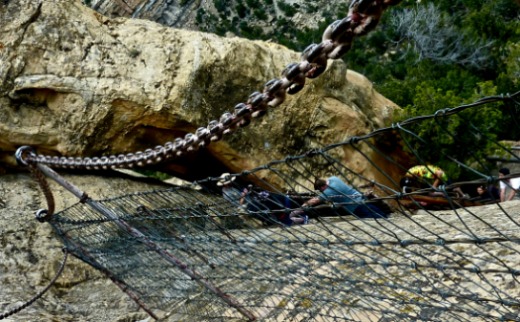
[48,94,520,321]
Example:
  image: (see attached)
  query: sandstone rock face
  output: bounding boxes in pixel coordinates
[0,0,402,186]
[0,173,167,322]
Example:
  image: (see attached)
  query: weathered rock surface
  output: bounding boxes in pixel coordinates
[0,173,168,322]
[0,0,404,187]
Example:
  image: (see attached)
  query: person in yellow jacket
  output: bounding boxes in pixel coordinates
[400,165,465,198]
[406,165,447,188]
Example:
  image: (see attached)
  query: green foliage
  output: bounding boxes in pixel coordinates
[236,2,248,18]
[238,21,264,39]
[135,169,172,181]
[277,1,297,17]
[501,42,520,88]
[192,0,520,180]
[215,0,231,13]
[245,0,261,9]
[304,4,318,14]
[253,8,267,20]
[342,0,519,180]
[195,8,205,25]
[398,81,506,179]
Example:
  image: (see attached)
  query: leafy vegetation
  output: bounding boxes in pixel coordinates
[135,169,172,181]
[345,0,519,178]
[195,0,519,180]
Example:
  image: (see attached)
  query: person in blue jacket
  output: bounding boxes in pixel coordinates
[297,176,389,219]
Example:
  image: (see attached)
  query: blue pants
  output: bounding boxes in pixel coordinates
[353,203,388,219]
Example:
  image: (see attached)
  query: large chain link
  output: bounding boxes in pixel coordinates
[19,0,402,170]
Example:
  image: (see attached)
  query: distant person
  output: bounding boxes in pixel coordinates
[217,173,244,208]
[293,176,389,220]
[400,165,465,198]
[241,185,277,224]
[474,185,499,203]
[498,168,520,202]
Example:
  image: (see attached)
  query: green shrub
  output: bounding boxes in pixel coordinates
[236,2,248,18]
[278,2,297,17]
[253,8,268,21]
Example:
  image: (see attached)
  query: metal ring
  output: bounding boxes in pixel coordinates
[15,146,36,166]
[35,209,49,222]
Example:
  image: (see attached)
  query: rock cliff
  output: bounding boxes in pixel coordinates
[0,0,405,187]
[89,0,340,31]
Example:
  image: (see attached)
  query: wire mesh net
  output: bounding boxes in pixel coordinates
[47,94,520,321]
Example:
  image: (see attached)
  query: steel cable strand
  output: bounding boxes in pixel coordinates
[323,268,491,321]
[430,108,498,180]
[0,248,68,320]
[304,246,484,320]
[396,92,520,129]
[378,240,520,308]
[313,223,492,305]
[215,94,507,191]
[392,98,510,153]
[271,233,520,252]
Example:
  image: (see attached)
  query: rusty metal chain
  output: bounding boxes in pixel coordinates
[19,0,402,170]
